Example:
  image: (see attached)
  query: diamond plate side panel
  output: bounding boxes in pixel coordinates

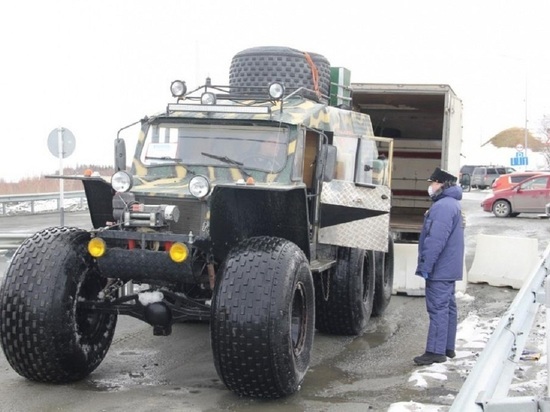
[321,180,391,212]
[320,180,390,251]
[319,214,389,252]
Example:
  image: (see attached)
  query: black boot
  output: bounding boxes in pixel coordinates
[446,349,456,359]
[413,352,447,365]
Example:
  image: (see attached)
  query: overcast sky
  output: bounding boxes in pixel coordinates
[1,0,549,181]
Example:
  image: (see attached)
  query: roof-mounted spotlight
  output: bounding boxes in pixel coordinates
[201,92,216,105]
[170,80,187,98]
[268,82,285,100]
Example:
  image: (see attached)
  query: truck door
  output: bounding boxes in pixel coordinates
[318,136,392,252]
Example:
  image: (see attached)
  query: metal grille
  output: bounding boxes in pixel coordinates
[134,195,207,236]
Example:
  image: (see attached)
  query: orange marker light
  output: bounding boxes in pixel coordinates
[88,237,106,258]
[169,242,189,263]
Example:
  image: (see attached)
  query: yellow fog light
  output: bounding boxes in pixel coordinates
[169,242,189,263]
[88,237,106,258]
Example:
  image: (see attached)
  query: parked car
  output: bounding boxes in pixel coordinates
[459,165,484,190]
[491,171,550,192]
[471,166,515,190]
[481,174,550,217]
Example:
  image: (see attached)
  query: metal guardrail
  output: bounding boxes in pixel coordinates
[0,191,85,215]
[450,243,550,411]
[0,234,32,251]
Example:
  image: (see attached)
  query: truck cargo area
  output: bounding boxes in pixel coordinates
[351,83,463,241]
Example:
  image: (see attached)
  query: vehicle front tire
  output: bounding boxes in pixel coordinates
[0,227,117,383]
[211,236,314,398]
[315,247,375,335]
[493,200,512,217]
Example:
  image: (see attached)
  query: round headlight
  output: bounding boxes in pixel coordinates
[268,82,285,100]
[111,171,133,192]
[189,175,211,198]
[201,92,216,105]
[170,80,187,98]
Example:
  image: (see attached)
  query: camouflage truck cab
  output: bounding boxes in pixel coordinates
[0,47,394,399]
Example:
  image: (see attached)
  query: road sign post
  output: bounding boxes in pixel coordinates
[47,127,76,226]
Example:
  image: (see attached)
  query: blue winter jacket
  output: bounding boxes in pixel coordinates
[416,185,465,281]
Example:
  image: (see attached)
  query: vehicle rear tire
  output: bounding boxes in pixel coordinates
[0,227,117,383]
[314,247,375,335]
[229,46,331,102]
[211,236,314,398]
[493,200,512,217]
[372,237,394,317]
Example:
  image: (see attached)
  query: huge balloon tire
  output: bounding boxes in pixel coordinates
[0,227,117,383]
[314,247,375,335]
[372,237,394,317]
[211,236,314,398]
[229,46,331,102]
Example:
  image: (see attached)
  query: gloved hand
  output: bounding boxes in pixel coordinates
[416,271,429,279]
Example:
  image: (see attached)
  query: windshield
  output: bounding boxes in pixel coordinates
[140,122,289,173]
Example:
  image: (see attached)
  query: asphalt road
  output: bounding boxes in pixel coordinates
[0,192,548,411]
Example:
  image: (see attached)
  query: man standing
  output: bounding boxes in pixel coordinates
[413,167,465,366]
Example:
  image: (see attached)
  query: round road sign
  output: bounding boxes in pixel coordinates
[47,127,76,158]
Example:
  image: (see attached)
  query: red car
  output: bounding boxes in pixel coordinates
[481,174,550,217]
[491,171,550,192]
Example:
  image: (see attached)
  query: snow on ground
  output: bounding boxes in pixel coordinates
[389,292,549,411]
[1,197,87,215]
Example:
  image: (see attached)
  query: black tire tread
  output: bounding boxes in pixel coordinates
[211,236,314,398]
[372,237,394,317]
[0,227,117,383]
[229,46,331,102]
[315,247,375,335]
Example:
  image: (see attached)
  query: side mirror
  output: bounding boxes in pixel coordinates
[316,144,337,182]
[114,138,126,171]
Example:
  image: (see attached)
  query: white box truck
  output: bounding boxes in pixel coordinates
[350,83,464,294]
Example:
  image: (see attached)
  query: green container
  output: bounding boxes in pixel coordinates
[330,67,351,107]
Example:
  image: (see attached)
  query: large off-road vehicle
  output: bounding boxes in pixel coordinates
[0,46,394,399]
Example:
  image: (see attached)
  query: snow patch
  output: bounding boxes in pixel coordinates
[138,291,164,305]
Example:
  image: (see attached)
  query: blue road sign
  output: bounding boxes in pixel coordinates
[511,151,529,167]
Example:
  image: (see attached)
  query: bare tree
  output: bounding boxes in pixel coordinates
[538,115,550,169]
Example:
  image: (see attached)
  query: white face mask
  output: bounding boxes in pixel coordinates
[428,185,435,197]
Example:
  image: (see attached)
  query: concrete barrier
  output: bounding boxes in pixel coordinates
[392,243,467,296]
[468,234,539,289]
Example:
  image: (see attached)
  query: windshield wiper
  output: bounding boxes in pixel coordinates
[144,156,196,175]
[201,152,251,177]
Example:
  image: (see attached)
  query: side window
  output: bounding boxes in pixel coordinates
[511,176,525,183]
[522,176,549,190]
[356,138,382,185]
[487,168,496,174]
[333,135,358,181]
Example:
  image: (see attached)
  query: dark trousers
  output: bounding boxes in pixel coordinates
[425,280,457,355]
